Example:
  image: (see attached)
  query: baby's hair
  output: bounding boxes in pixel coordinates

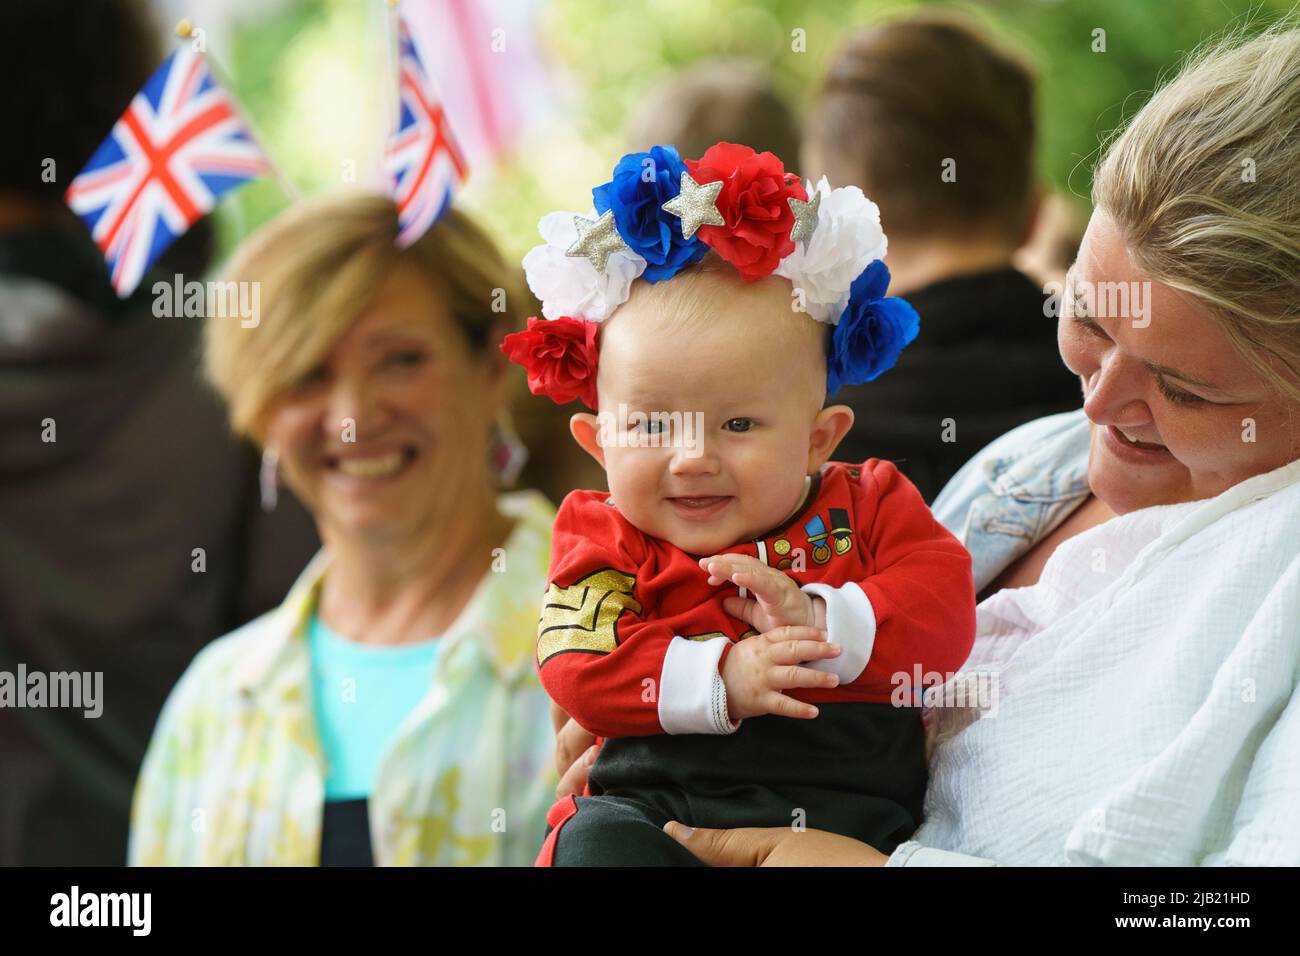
[604,252,831,409]
[621,251,739,335]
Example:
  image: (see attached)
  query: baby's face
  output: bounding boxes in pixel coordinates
[587,271,837,556]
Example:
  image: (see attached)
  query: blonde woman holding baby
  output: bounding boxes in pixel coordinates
[552,25,1300,866]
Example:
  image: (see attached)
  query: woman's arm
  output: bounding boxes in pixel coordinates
[662,823,891,866]
[553,713,599,798]
[658,826,1002,866]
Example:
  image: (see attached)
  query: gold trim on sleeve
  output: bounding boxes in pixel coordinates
[537,569,642,664]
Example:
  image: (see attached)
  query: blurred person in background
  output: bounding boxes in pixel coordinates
[0,0,318,866]
[129,194,557,865]
[1015,190,1087,290]
[803,12,1080,501]
[627,57,801,164]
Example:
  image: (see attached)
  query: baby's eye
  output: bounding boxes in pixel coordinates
[634,418,666,434]
[723,418,755,432]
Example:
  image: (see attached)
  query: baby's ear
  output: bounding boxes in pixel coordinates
[806,404,855,472]
[569,412,607,468]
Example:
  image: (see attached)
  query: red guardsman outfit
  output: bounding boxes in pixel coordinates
[535,459,976,866]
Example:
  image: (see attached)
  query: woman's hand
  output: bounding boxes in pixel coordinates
[552,706,599,799]
[662,822,891,866]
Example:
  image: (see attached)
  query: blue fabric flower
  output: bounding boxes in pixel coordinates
[593,144,708,283]
[827,260,920,394]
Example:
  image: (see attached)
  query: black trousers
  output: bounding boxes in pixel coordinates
[547,701,927,866]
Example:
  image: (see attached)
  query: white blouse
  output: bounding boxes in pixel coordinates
[890,458,1300,866]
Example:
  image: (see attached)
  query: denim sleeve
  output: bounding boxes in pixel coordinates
[931,451,990,541]
[931,410,1088,541]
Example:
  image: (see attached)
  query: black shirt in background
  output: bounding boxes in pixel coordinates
[834,267,1082,503]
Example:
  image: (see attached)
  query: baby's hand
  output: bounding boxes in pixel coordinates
[720,626,841,721]
[700,553,827,632]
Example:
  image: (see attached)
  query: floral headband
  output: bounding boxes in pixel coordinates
[500,141,919,410]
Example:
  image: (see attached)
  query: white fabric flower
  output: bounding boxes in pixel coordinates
[774,178,888,325]
[522,210,647,322]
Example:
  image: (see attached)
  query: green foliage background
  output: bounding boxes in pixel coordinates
[213,0,1296,266]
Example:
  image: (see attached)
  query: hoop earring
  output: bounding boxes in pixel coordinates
[260,446,280,512]
[492,411,529,489]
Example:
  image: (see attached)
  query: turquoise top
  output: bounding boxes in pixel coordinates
[307,613,442,800]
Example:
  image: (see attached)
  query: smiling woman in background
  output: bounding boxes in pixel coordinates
[129,194,557,866]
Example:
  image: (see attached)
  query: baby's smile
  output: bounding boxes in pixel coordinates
[663,470,815,532]
[664,494,736,522]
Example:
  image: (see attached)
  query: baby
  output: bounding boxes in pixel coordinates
[503,142,976,866]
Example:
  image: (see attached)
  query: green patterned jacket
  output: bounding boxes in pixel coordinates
[128,491,559,866]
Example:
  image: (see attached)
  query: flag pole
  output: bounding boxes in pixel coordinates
[383,0,403,133]
[175,18,300,201]
[371,0,402,188]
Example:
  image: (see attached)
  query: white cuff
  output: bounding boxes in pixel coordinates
[800,581,875,683]
[886,841,1000,867]
[659,636,740,735]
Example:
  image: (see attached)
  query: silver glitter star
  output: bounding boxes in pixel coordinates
[788,190,821,251]
[566,211,631,272]
[661,172,725,240]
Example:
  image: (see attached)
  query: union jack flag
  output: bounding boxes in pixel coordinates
[383,14,468,248]
[65,46,270,298]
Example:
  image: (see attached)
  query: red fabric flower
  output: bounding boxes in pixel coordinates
[686,142,808,281]
[500,316,600,409]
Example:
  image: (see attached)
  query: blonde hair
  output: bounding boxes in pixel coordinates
[1092,23,1300,403]
[203,192,526,442]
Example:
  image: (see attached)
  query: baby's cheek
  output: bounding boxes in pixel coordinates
[601,446,641,488]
